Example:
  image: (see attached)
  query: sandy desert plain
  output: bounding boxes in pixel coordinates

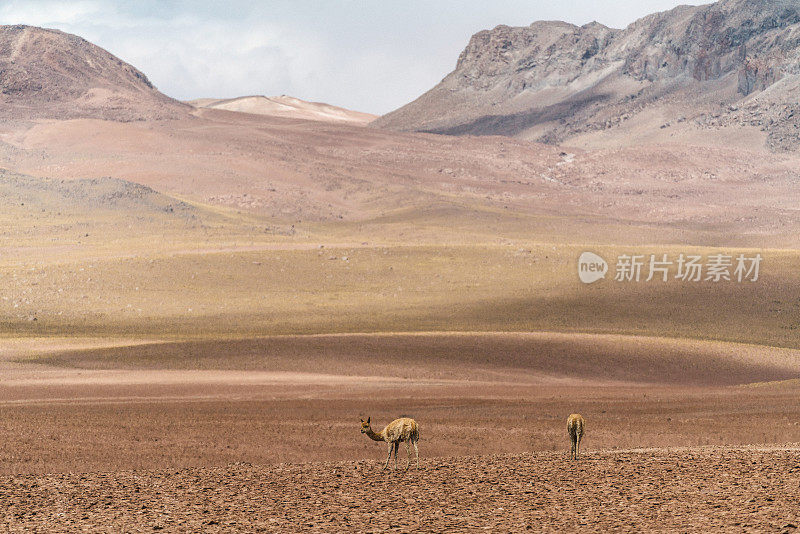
[3,16,800,530]
[0,106,798,531]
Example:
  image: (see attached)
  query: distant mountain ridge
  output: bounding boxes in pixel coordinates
[190,95,377,125]
[0,24,188,121]
[374,0,800,150]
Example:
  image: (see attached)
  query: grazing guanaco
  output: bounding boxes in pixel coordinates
[567,413,585,460]
[360,417,420,470]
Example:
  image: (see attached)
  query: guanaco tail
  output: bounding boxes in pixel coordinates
[567,413,585,460]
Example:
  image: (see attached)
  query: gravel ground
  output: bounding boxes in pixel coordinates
[1,448,799,532]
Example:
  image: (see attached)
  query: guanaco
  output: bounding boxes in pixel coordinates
[567,413,585,460]
[360,417,420,469]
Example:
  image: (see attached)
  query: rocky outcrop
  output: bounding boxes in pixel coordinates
[374,0,800,149]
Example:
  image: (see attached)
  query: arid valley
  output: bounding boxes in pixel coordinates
[3,1,800,531]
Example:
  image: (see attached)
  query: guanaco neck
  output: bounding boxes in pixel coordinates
[364,427,385,442]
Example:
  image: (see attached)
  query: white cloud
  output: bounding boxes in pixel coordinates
[0,1,709,114]
[0,0,103,26]
[0,1,335,106]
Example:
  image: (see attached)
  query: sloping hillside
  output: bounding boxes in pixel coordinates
[374,0,800,150]
[0,25,188,121]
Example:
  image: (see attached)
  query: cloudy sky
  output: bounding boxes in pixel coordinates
[0,1,707,114]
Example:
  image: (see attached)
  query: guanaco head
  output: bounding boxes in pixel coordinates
[360,417,371,434]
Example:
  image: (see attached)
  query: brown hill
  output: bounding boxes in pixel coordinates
[0,169,197,216]
[6,106,800,246]
[1,23,800,247]
[0,25,189,121]
[374,0,800,151]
